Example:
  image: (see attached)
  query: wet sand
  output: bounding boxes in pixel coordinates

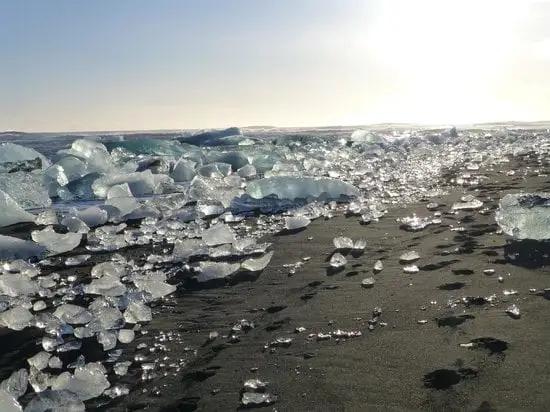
[4,152,550,411]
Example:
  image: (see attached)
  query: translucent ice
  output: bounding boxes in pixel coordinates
[0,389,21,412]
[106,183,133,199]
[118,329,135,344]
[0,172,51,209]
[330,253,347,268]
[31,227,82,255]
[51,362,110,401]
[333,236,354,250]
[373,260,383,273]
[0,235,46,260]
[246,176,359,200]
[0,143,49,169]
[361,277,375,288]
[496,193,550,240]
[53,304,93,325]
[452,199,483,211]
[133,279,176,299]
[399,251,420,263]
[0,306,33,331]
[241,392,276,407]
[84,276,127,297]
[92,170,156,198]
[24,390,85,412]
[123,300,152,323]
[0,190,36,227]
[73,206,109,228]
[284,216,310,230]
[196,261,241,283]
[0,369,28,399]
[171,158,196,182]
[0,274,39,297]
[241,251,274,272]
[202,223,236,246]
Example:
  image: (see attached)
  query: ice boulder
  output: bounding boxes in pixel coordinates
[0,143,49,169]
[496,193,550,240]
[0,190,36,227]
[246,177,359,201]
[0,235,46,260]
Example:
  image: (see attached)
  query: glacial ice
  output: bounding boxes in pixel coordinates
[0,307,33,331]
[495,193,550,240]
[24,390,85,412]
[202,223,236,246]
[92,170,156,198]
[0,172,52,209]
[0,369,28,400]
[123,300,152,323]
[73,206,109,228]
[284,216,310,230]
[31,227,82,255]
[0,274,40,297]
[0,143,49,169]
[333,236,354,250]
[241,251,274,271]
[51,362,110,401]
[0,389,21,412]
[330,253,347,268]
[53,304,93,325]
[171,158,196,182]
[196,261,241,283]
[0,190,37,227]
[399,251,420,263]
[246,176,359,200]
[106,183,133,199]
[0,235,46,260]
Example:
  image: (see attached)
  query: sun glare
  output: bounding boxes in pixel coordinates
[360,0,532,124]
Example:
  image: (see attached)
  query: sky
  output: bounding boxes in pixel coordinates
[2,0,550,132]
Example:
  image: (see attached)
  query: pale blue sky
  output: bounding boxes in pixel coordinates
[2,0,550,131]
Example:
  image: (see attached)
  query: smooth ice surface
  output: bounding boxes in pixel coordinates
[31,227,82,255]
[24,390,85,412]
[246,176,359,200]
[74,206,109,228]
[399,251,420,263]
[92,170,157,198]
[496,193,550,240]
[0,143,49,169]
[51,362,110,401]
[0,389,21,412]
[196,262,241,283]
[284,216,310,230]
[202,223,236,246]
[0,190,37,227]
[0,172,52,209]
[330,253,347,268]
[241,251,274,272]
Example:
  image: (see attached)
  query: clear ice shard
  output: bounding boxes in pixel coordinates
[123,300,152,323]
[31,227,82,255]
[0,235,46,260]
[330,253,347,268]
[0,306,33,331]
[92,170,156,198]
[171,158,196,182]
[284,216,310,230]
[201,223,236,246]
[106,183,133,199]
[0,143,49,168]
[0,190,36,227]
[373,260,383,273]
[196,262,241,283]
[397,214,433,231]
[84,276,126,297]
[333,236,354,250]
[505,304,521,319]
[0,389,22,412]
[452,199,483,211]
[495,193,550,240]
[51,362,110,401]
[246,176,359,200]
[24,390,85,412]
[53,304,93,325]
[241,251,274,272]
[0,172,52,209]
[73,206,108,228]
[132,279,176,299]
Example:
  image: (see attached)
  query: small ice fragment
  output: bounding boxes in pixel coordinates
[426,202,439,210]
[452,199,483,210]
[241,251,274,272]
[113,361,131,376]
[33,301,47,312]
[0,389,22,412]
[329,253,347,268]
[373,260,383,273]
[417,320,428,325]
[98,330,118,351]
[333,236,354,250]
[403,265,419,274]
[201,223,236,246]
[123,300,152,324]
[241,392,277,407]
[284,216,310,231]
[48,356,63,369]
[361,277,375,288]
[118,329,135,344]
[353,238,367,250]
[31,227,82,256]
[27,352,51,371]
[505,304,521,319]
[483,269,495,275]
[397,214,433,231]
[50,362,110,401]
[0,369,28,399]
[399,251,420,263]
[243,379,268,391]
[195,261,240,283]
[65,255,91,267]
[53,304,93,325]
[0,307,33,331]
[208,331,219,341]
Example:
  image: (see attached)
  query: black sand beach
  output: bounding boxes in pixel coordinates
[3,152,550,411]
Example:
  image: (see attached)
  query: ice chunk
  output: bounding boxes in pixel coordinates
[0,306,33,331]
[118,329,135,344]
[495,193,550,240]
[106,183,133,199]
[0,369,28,399]
[0,157,43,174]
[361,277,375,288]
[87,304,124,332]
[246,176,359,200]
[403,265,419,274]
[397,214,434,231]
[0,190,36,227]
[333,236,354,250]
[91,262,128,279]
[0,235,46,260]
[51,362,110,401]
[24,390,85,412]
[98,330,118,351]
[171,158,196,182]
[123,300,152,323]
[241,392,277,407]
[53,304,93,325]
[65,254,91,266]
[27,352,51,371]
[0,389,21,412]
[0,274,39,297]
[353,239,367,250]
[133,279,176,299]
[237,164,257,178]
[330,253,347,268]
[73,206,109,228]
[452,198,483,211]
[202,223,236,246]
[373,260,383,273]
[198,162,232,178]
[60,216,90,234]
[0,172,51,209]
[399,251,420,263]
[84,276,126,296]
[284,216,310,230]
[241,251,274,271]
[35,209,59,226]
[505,304,521,319]
[31,227,82,255]
[196,261,241,283]
[92,170,156,198]
[0,143,49,169]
